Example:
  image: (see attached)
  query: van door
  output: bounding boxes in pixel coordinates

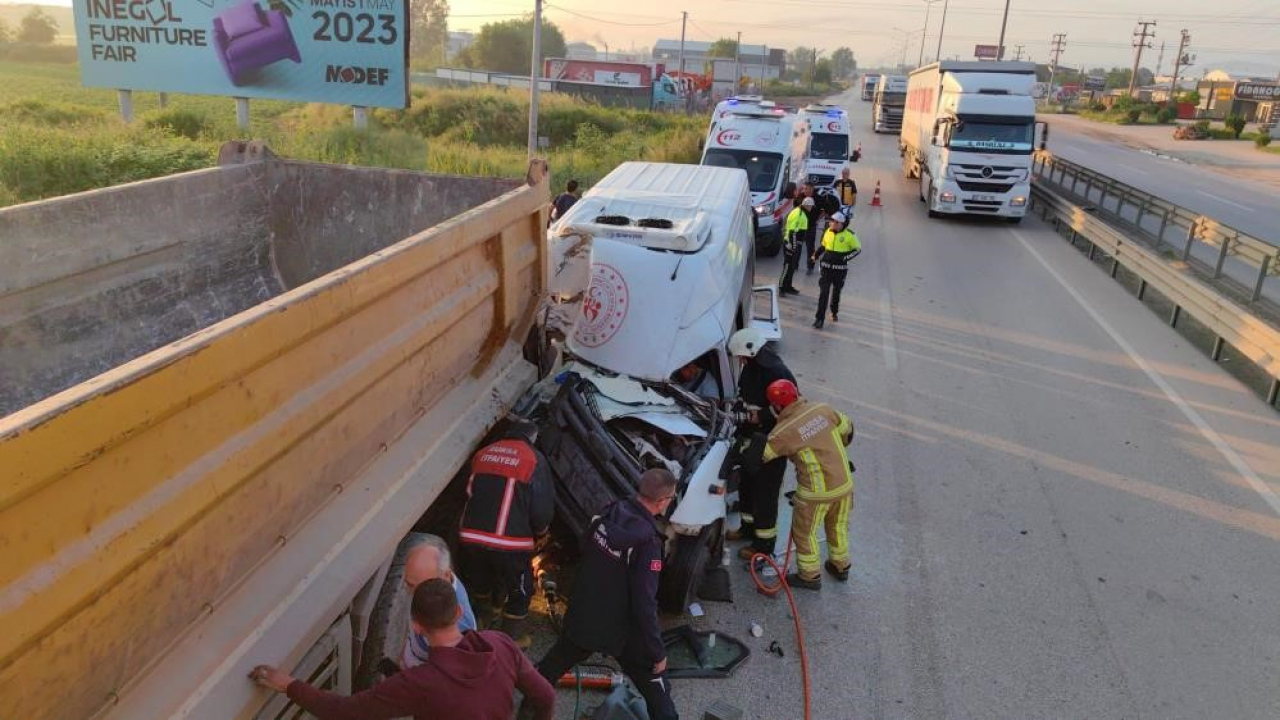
[750,285,782,341]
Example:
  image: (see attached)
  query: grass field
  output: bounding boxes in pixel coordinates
[0,62,705,207]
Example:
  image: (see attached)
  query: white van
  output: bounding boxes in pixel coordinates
[531,161,781,612]
[700,108,810,256]
[800,104,858,189]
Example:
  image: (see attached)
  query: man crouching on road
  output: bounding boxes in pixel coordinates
[536,468,680,720]
[250,578,555,720]
[744,380,855,590]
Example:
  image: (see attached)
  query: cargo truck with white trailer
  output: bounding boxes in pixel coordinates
[900,61,1047,221]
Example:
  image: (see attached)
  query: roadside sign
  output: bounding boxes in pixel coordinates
[974,44,1003,60]
[1234,83,1280,101]
[1084,76,1106,91]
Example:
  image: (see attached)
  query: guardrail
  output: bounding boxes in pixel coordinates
[1031,184,1280,407]
[1032,152,1280,305]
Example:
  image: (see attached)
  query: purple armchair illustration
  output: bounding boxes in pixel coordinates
[212,0,302,86]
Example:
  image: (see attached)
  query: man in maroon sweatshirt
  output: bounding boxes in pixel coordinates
[250,578,555,720]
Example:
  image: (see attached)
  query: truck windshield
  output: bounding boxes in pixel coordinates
[810,133,849,160]
[950,116,1034,153]
[702,149,784,193]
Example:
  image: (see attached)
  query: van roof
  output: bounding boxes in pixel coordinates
[557,162,749,253]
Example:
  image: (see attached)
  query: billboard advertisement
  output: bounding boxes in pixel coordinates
[73,0,409,108]
[1234,83,1280,101]
[973,44,1003,60]
[593,70,643,87]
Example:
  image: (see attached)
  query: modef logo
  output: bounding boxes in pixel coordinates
[325,66,391,86]
[716,129,742,146]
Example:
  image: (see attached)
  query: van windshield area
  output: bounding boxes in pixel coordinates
[950,116,1034,153]
[810,133,849,160]
[702,149,784,193]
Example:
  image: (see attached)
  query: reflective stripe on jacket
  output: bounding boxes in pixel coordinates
[761,398,854,501]
[785,207,809,238]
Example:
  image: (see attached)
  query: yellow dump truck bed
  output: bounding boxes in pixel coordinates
[0,146,551,719]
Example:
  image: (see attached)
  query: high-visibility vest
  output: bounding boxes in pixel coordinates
[822,228,860,254]
[785,207,808,237]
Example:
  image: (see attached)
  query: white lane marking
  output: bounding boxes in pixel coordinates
[879,289,899,371]
[1195,189,1256,213]
[1010,229,1280,518]
[1123,167,1148,176]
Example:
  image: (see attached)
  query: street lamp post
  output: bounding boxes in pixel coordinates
[996,0,1011,60]
[934,0,949,63]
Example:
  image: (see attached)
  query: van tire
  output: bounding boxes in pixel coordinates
[759,225,783,257]
[658,520,722,614]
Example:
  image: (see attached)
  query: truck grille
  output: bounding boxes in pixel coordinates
[956,180,1014,194]
[955,164,1022,182]
[962,200,1004,213]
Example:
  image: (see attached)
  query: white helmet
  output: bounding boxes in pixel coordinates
[831,212,848,224]
[728,328,767,358]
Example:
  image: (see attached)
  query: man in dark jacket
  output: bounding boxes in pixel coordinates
[251,578,555,720]
[549,179,580,224]
[726,328,798,560]
[536,469,679,720]
[459,419,555,623]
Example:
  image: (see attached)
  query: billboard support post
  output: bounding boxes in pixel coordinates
[158,92,168,109]
[236,97,250,131]
[353,106,369,130]
[117,89,133,123]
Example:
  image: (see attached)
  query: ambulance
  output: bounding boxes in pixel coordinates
[700,107,810,256]
[705,95,769,140]
[800,104,858,190]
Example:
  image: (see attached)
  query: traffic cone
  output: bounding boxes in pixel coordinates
[870,180,883,207]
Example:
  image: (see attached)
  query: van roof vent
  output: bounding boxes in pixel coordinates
[594,215,632,226]
[978,89,1010,95]
[636,218,674,229]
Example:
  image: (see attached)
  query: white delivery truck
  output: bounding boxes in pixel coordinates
[534,161,781,612]
[900,61,1047,222]
[701,108,810,256]
[800,104,859,189]
[872,75,908,133]
[860,73,881,101]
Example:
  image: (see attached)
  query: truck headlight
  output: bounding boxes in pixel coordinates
[1011,196,1027,207]
[939,191,956,204]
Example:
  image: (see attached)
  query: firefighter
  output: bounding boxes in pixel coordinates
[536,469,680,720]
[751,379,854,590]
[458,419,555,627]
[727,328,797,561]
[811,211,861,329]
[779,197,813,296]
[832,167,857,218]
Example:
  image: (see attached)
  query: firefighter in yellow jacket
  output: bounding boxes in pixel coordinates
[748,379,854,589]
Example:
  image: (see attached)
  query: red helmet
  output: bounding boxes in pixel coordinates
[766,379,799,409]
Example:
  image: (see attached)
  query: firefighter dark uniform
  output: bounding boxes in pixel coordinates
[458,433,554,618]
[759,387,855,587]
[731,337,797,558]
[536,497,678,720]
[812,218,861,329]
[779,202,810,295]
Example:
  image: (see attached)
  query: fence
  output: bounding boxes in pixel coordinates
[1031,152,1280,307]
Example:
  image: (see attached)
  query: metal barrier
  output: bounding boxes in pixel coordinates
[1032,152,1280,304]
[1032,184,1280,407]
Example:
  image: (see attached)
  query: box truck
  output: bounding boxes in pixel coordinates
[543,58,682,109]
[900,61,1047,221]
[872,75,908,133]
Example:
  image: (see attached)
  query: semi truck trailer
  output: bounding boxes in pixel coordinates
[0,143,575,720]
[900,61,1047,221]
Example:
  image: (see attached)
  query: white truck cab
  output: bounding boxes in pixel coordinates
[901,61,1048,222]
[701,108,809,256]
[800,104,858,189]
[534,162,781,612]
[872,75,908,133]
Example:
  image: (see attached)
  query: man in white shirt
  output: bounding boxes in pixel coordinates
[400,535,478,669]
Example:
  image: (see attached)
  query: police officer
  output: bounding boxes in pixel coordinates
[779,197,813,296]
[458,419,555,627]
[536,469,679,720]
[811,211,862,329]
[727,328,797,561]
[799,184,821,275]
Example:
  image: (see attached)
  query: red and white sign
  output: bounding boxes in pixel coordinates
[716,129,742,146]
[575,264,629,348]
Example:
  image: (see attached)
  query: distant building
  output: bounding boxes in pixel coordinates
[566,42,598,60]
[1195,71,1278,122]
[447,31,473,57]
[652,39,780,81]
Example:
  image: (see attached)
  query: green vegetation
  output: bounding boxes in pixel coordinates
[1081,96,1176,126]
[0,61,705,208]
[1255,134,1273,148]
[454,18,566,75]
[1224,113,1246,139]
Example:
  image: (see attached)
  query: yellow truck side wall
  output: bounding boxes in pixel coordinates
[0,165,549,720]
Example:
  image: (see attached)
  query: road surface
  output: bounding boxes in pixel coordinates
[550,88,1280,720]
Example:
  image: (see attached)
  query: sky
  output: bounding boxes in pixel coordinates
[447,0,1280,74]
[6,0,1278,73]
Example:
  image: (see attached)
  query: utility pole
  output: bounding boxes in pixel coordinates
[919,0,938,67]
[527,0,542,159]
[1154,41,1166,78]
[1048,33,1066,94]
[996,0,1011,60]
[1013,44,1025,61]
[934,0,949,63]
[1170,29,1191,102]
[734,31,742,92]
[760,44,768,90]
[1128,19,1156,98]
[677,11,688,111]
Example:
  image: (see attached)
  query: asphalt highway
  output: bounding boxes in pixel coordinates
[550,88,1280,720]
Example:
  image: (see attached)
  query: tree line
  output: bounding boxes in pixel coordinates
[0,8,59,44]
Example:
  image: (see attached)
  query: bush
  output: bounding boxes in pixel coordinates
[1089,101,1106,112]
[1125,109,1142,124]
[1225,114,1246,138]
[2,99,106,126]
[1156,108,1176,124]
[144,109,213,140]
[1208,128,1236,140]
[1255,134,1273,148]
[281,126,428,168]
[1193,119,1211,132]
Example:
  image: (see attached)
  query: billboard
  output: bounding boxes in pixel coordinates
[973,44,1003,60]
[1083,75,1106,91]
[73,0,409,108]
[1234,82,1280,101]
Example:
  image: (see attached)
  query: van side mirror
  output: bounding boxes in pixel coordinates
[783,182,797,200]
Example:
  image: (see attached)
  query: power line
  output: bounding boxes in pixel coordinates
[544,4,680,27]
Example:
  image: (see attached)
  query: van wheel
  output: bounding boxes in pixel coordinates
[658,520,722,614]
[759,226,783,257]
